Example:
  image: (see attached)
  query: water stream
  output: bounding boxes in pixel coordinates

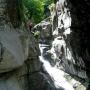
[39,43,75,90]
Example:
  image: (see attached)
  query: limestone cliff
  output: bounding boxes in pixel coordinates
[0,0,42,90]
[51,0,90,85]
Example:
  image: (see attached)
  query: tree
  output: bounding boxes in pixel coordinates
[23,0,54,24]
[23,0,44,24]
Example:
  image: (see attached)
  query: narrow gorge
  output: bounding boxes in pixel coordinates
[0,0,90,90]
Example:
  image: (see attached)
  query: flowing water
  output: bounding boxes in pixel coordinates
[37,0,87,89]
[39,43,75,90]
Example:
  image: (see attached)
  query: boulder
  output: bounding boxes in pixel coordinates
[34,19,52,40]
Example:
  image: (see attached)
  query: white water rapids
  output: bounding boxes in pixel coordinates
[39,44,75,90]
[38,0,86,89]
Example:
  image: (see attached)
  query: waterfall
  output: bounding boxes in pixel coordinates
[33,0,87,89]
[39,43,75,90]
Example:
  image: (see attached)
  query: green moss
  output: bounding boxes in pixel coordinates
[34,31,40,39]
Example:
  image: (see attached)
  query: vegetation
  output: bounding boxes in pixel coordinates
[23,0,54,24]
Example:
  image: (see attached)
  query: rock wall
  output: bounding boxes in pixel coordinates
[68,0,90,78]
[51,0,90,83]
[0,0,45,90]
[0,0,59,90]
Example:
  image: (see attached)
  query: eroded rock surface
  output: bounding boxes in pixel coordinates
[0,0,53,90]
[51,0,90,81]
[0,0,90,90]
[36,0,90,89]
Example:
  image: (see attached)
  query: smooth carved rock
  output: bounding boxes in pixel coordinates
[0,31,29,73]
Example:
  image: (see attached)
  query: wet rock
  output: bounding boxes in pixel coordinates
[51,0,90,81]
[68,0,90,79]
[0,0,90,89]
[34,18,52,40]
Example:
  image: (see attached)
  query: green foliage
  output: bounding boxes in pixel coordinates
[34,31,40,39]
[23,0,54,24]
[43,0,54,6]
[23,0,44,24]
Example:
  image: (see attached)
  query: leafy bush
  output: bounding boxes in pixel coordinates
[23,0,44,24]
[23,0,54,24]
